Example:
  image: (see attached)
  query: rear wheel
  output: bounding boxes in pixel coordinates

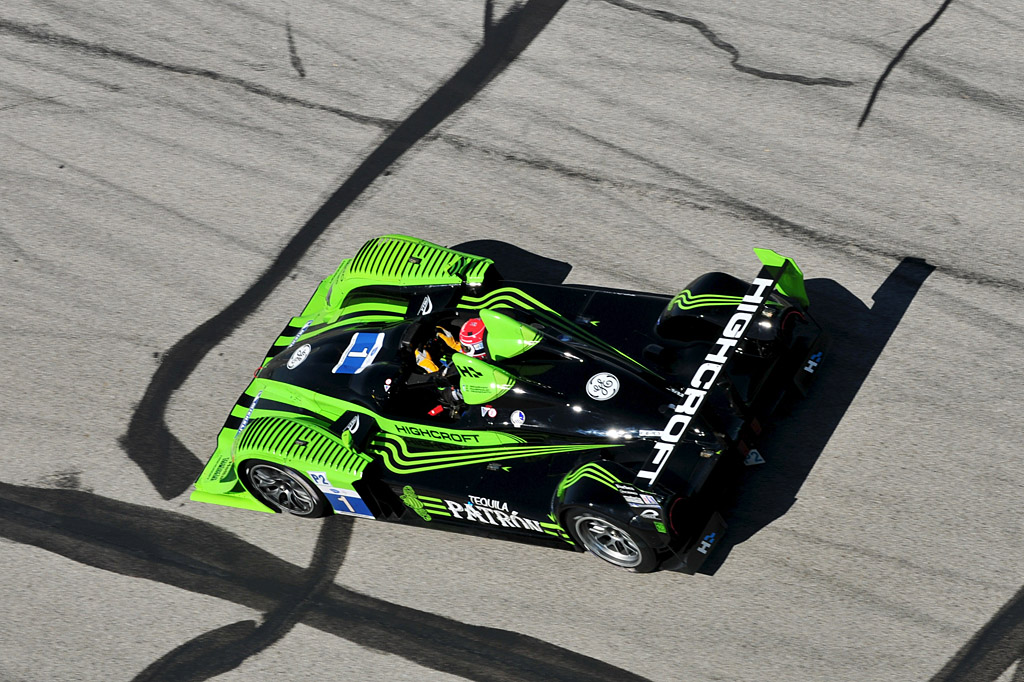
[240,460,330,518]
[566,509,658,572]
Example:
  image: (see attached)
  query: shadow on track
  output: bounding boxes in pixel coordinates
[121,0,569,501]
[451,239,573,284]
[0,481,648,682]
[94,1,631,680]
[929,584,1024,681]
[701,257,935,573]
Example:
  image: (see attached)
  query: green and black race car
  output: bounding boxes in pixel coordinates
[192,235,826,573]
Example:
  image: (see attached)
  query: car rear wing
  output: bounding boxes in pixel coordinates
[634,249,805,487]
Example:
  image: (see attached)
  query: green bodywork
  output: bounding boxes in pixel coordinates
[754,248,809,307]
[192,235,498,513]
[477,308,541,361]
[555,461,623,496]
[450,353,517,405]
[191,235,602,520]
[191,237,807,543]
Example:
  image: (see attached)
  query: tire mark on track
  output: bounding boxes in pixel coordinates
[0,483,649,682]
[858,38,1024,122]
[599,0,854,86]
[463,123,1024,301]
[858,0,955,127]
[7,13,1020,297]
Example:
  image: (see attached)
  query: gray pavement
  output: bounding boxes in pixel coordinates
[2,1,1023,680]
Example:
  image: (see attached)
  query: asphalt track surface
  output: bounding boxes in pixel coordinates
[2,1,1023,680]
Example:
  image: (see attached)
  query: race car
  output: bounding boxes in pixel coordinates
[191,235,826,573]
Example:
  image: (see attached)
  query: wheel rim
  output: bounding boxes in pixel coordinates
[248,464,316,515]
[573,514,643,568]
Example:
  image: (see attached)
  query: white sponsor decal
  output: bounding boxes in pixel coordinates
[287,343,311,369]
[444,499,543,532]
[804,351,823,374]
[418,295,433,316]
[344,414,360,433]
[332,332,385,374]
[468,495,508,511]
[308,471,375,519]
[586,372,620,401]
[638,429,663,438]
[511,410,525,428]
[309,471,332,487]
[640,509,660,519]
[636,276,775,486]
[286,319,312,347]
[237,391,262,434]
[615,482,661,509]
[480,405,497,418]
[696,532,717,555]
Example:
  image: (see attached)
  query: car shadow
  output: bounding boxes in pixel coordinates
[449,239,573,284]
[928,581,1024,681]
[699,257,935,574]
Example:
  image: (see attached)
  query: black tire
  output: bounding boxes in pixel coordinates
[565,508,658,573]
[239,459,331,518]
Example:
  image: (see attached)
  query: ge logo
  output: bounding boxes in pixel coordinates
[586,372,620,401]
[287,344,311,369]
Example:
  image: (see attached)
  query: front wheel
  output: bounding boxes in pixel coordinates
[565,509,658,572]
[239,460,330,518]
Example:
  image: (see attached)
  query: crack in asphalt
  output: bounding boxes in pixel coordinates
[858,0,956,127]
[599,0,854,87]
[76,1,636,679]
[285,20,306,78]
[4,5,1022,679]
[3,15,1019,298]
[859,37,1024,123]
[0,18,393,130]
[454,123,1024,302]
[117,0,570,500]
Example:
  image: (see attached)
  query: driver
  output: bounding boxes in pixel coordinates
[415,317,487,372]
[458,317,487,358]
[414,326,460,373]
[417,317,487,418]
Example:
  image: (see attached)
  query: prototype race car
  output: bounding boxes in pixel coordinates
[192,235,826,572]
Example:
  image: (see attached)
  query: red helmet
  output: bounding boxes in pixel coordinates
[459,317,487,357]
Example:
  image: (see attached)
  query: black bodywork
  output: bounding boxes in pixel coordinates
[247,257,826,573]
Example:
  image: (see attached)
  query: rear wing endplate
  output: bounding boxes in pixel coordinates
[634,250,803,487]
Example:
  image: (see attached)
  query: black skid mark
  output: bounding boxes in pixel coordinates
[858,0,955,128]
[600,0,853,87]
[0,483,650,682]
[285,21,306,78]
[119,0,569,499]
[133,515,351,681]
